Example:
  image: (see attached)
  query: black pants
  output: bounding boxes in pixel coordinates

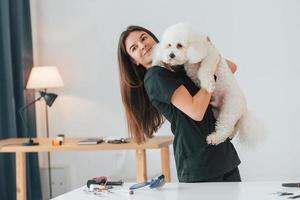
[202,167,241,182]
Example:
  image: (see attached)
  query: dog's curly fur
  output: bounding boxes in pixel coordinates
[153,23,263,145]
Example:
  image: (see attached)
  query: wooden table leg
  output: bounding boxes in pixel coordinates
[161,146,171,182]
[136,149,147,183]
[16,152,27,200]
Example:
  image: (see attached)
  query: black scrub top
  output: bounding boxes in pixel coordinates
[144,65,241,182]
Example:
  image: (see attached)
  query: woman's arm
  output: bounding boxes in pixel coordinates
[171,86,212,121]
[226,59,237,73]
[170,59,236,121]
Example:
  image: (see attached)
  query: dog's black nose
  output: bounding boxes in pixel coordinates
[169,53,175,59]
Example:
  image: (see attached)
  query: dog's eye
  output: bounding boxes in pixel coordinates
[167,44,171,48]
[177,43,183,49]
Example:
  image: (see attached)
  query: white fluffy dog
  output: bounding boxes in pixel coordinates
[153,23,263,145]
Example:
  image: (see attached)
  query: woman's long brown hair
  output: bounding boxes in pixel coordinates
[118,25,164,144]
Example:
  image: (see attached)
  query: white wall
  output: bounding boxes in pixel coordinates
[30,0,300,195]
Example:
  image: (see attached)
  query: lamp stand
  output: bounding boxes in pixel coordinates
[44,89,53,198]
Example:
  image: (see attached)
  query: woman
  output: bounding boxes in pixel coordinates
[118,25,241,182]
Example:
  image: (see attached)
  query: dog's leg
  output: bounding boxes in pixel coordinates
[206,94,245,145]
[185,63,201,87]
[210,93,223,119]
[197,46,220,93]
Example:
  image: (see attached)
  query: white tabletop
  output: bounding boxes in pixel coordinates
[52,182,300,200]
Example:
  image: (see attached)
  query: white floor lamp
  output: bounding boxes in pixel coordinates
[26,66,64,198]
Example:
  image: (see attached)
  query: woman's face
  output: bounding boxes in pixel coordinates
[125,31,157,68]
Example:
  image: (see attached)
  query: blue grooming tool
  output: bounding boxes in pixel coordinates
[129,174,165,190]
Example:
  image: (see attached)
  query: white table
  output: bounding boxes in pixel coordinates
[52,182,300,200]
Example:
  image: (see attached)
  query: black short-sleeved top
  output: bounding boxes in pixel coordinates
[144,65,241,182]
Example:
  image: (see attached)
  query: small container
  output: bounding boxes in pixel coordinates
[57,134,65,144]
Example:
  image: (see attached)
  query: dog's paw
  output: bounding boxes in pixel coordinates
[200,79,215,93]
[206,80,216,93]
[206,132,226,145]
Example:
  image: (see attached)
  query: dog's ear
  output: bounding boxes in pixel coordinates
[151,43,164,66]
[186,37,208,64]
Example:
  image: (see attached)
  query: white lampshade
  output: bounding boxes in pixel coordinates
[26,66,64,89]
